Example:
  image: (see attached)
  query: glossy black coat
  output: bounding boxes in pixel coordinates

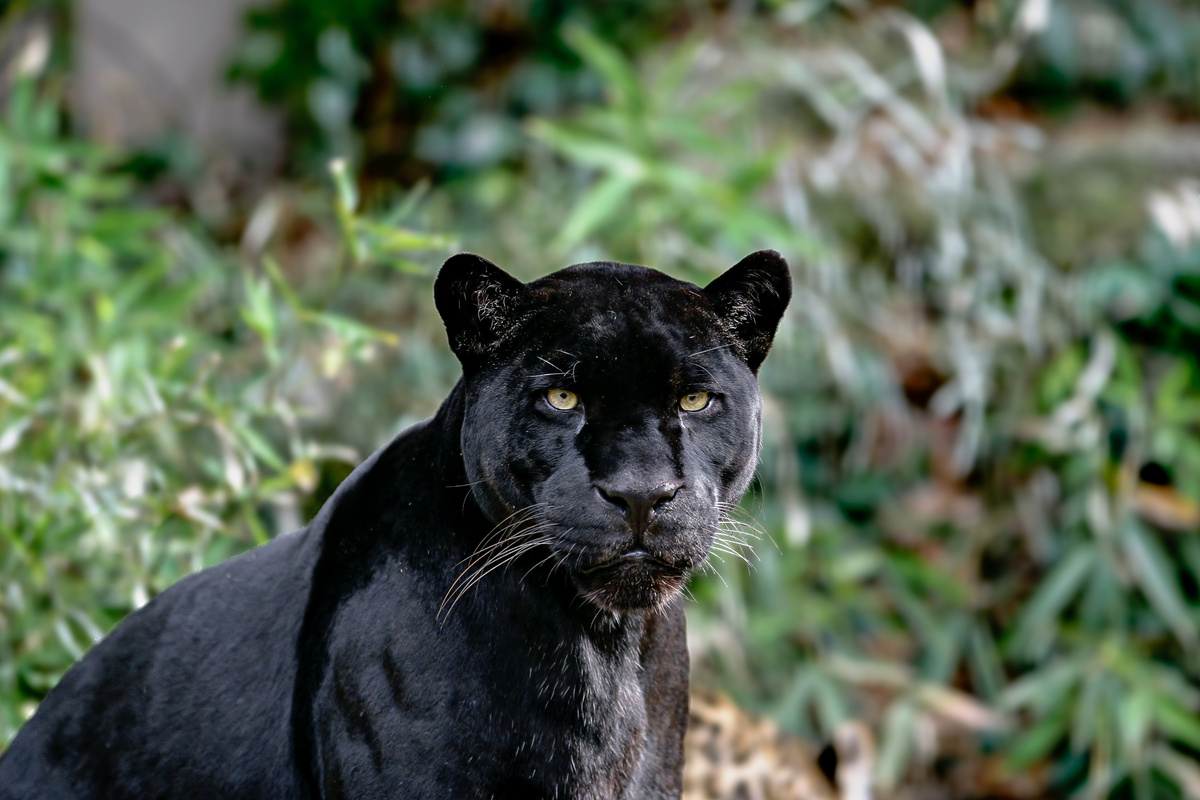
[0,251,790,799]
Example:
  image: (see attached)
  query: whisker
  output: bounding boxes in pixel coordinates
[460,505,548,561]
[715,523,759,543]
[697,560,729,588]
[710,538,752,558]
[688,343,734,358]
[449,524,556,591]
[440,536,555,619]
[710,544,754,568]
[715,501,774,558]
[439,505,556,619]
[521,550,562,583]
[542,530,574,579]
[712,536,753,554]
[713,539,754,555]
[463,517,552,563]
[717,523,761,541]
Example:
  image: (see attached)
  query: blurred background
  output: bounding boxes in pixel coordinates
[2,0,1200,796]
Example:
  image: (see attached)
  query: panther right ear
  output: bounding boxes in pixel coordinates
[435,253,530,364]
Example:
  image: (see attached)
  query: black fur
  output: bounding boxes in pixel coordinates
[0,252,791,799]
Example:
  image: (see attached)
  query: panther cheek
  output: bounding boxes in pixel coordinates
[462,444,538,525]
[718,463,754,502]
[534,458,594,516]
[686,525,718,566]
[464,466,507,522]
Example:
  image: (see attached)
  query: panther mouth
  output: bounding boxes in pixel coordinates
[572,548,689,611]
[578,548,674,575]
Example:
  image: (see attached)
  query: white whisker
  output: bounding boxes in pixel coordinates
[438,504,561,621]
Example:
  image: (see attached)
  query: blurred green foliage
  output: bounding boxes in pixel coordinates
[228,0,714,183]
[4,1,1200,798]
[1010,0,1200,114]
[0,79,448,743]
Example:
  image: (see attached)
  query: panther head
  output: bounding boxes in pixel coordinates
[435,252,791,612]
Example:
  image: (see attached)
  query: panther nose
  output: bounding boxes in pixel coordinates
[597,483,679,536]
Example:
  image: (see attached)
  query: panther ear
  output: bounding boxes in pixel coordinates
[435,253,530,364]
[703,250,792,372]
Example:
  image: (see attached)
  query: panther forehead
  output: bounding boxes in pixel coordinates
[522,263,723,356]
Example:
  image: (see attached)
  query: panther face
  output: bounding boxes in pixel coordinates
[436,252,790,612]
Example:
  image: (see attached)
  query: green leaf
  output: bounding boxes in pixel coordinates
[877,700,918,789]
[379,180,430,227]
[303,311,399,348]
[1078,555,1126,630]
[966,620,1006,702]
[1119,519,1198,649]
[239,501,272,546]
[353,219,452,256]
[552,173,638,252]
[650,34,701,108]
[240,272,277,350]
[1154,359,1194,422]
[1153,697,1200,751]
[1071,671,1106,752]
[561,25,643,116]
[528,120,647,177]
[395,258,438,275]
[1119,689,1154,761]
[1010,545,1097,657]
[1006,712,1070,771]
[329,157,357,214]
[262,257,304,316]
[329,158,361,263]
[229,420,286,471]
[1002,658,1085,713]
[1038,344,1085,411]
[1101,337,1145,411]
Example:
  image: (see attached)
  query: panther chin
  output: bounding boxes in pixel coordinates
[571,549,690,612]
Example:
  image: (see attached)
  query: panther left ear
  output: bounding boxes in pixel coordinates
[703,250,792,373]
[435,253,530,364]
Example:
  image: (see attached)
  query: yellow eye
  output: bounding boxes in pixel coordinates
[546,389,579,410]
[679,391,710,412]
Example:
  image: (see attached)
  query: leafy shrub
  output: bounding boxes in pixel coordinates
[0,81,448,744]
[1008,0,1200,114]
[228,0,714,182]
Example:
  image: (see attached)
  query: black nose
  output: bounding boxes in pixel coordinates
[597,483,679,536]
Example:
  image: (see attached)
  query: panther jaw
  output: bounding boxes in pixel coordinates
[569,546,698,612]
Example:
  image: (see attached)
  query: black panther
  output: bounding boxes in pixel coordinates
[0,250,791,799]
